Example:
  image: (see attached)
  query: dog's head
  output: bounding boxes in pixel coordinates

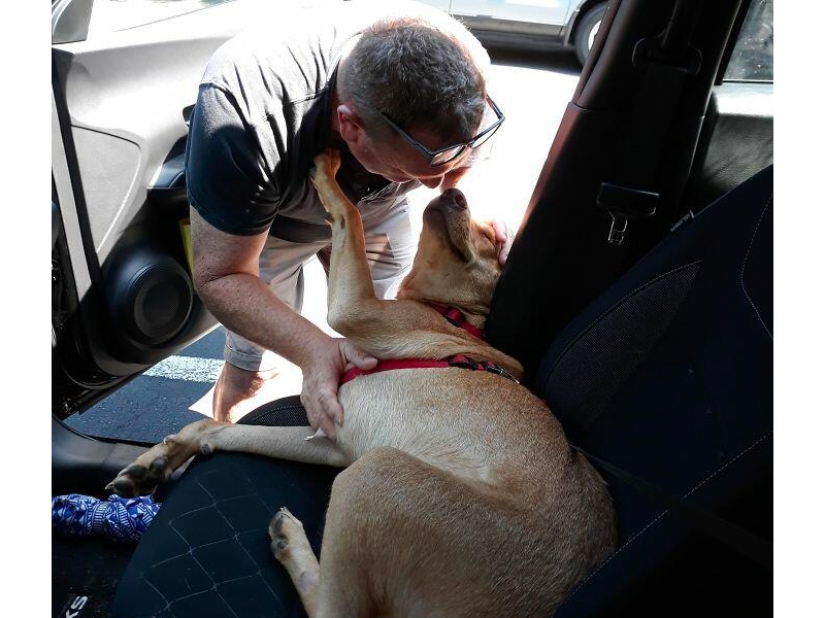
[397,188,504,317]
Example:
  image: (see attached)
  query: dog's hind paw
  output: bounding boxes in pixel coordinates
[269,508,320,593]
[269,508,305,558]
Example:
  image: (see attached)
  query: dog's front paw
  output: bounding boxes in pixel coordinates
[310,148,341,191]
[105,419,221,497]
[105,452,172,498]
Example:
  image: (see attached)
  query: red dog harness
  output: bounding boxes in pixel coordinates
[340,304,519,385]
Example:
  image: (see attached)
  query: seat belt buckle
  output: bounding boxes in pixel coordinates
[606,212,630,245]
[598,182,659,246]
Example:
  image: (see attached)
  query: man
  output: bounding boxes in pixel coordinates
[185,0,510,437]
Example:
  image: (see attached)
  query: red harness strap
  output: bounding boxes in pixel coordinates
[340,354,518,385]
[341,358,453,385]
[428,302,485,340]
[339,303,517,386]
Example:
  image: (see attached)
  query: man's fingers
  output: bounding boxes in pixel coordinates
[301,387,337,429]
[491,220,514,265]
[307,386,343,440]
[299,337,372,442]
[304,399,338,442]
[342,341,378,370]
[319,388,345,428]
[317,414,337,441]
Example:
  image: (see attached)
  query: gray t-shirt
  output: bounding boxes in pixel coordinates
[185,1,484,243]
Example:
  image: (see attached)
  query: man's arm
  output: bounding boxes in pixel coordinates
[190,208,376,439]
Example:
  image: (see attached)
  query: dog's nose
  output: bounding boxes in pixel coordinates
[442,188,468,210]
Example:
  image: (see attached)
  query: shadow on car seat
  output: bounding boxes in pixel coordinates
[111,166,772,617]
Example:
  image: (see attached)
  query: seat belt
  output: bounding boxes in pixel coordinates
[598,0,704,251]
[571,441,773,571]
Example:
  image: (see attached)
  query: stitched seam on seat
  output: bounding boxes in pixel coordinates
[193,478,262,613]
[209,476,280,599]
[542,260,703,386]
[136,472,262,614]
[561,430,773,602]
[138,549,175,616]
[169,479,244,617]
[741,195,773,339]
[133,518,194,615]
[682,431,772,498]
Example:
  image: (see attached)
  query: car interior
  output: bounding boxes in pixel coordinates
[52,0,773,616]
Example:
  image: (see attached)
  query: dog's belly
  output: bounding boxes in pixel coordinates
[336,367,569,490]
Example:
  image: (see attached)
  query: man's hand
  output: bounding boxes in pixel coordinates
[300,337,378,441]
[490,220,515,265]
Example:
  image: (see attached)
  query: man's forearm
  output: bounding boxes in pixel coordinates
[197,271,329,369]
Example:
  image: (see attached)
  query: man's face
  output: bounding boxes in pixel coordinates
[340,107,474,190]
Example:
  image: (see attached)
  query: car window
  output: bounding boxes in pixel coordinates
[88,0,239,37]
[723,0,773,81]
[449,0,571,26]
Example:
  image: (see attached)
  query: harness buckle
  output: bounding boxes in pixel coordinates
[484,364,520,384]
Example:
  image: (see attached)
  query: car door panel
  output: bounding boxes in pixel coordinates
[53,29,233,264]
[52,1,285,392]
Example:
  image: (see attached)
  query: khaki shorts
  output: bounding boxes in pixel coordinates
[224,202,415,372]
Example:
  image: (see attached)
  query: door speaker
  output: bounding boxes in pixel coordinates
[108,246,193,346]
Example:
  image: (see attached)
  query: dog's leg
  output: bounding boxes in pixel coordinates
[270,508,323,617]
[298,447,576,618]
[310,150,384,328]
[106,420,350,497]
[310,150,478,362]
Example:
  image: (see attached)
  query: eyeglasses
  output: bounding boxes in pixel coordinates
[369,95,505,168]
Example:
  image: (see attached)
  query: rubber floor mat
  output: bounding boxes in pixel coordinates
[53,532,135,618]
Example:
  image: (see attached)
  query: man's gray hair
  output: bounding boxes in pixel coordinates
[338,18,487,145]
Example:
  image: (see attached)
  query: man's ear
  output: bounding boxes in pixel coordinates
[336,104,364,145]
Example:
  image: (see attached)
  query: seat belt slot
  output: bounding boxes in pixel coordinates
[596,0,704,249]
[632,36,703,76]
[597,182,659,245]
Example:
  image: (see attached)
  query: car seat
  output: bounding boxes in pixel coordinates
[110,165,773,617]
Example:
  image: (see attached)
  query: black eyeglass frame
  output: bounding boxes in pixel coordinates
[369,95,505,168]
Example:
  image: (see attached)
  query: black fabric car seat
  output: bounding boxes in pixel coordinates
[111,397,328,618]
[111,166,772,617]
[543,165,773,616]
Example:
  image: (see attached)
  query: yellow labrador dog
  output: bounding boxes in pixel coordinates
[108,149,616,618]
